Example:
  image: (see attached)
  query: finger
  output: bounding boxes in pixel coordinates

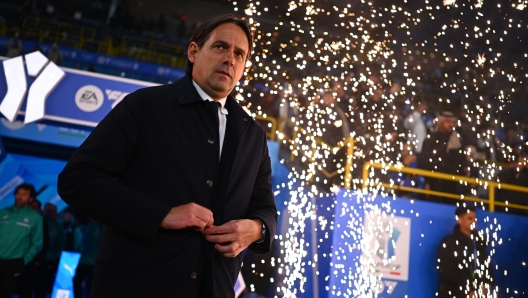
[204,233,232,244]
[191,218,207,231]
[203,225,227,236]
[204,220,238,235]
[191,206,214,226]
[206,216,214,227]
[186,204,213,229]
[196,211,213,225]
[222,252,237,258]
[215,242,240,256]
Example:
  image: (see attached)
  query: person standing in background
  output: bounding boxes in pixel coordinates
[16,199,49,298]
[6,33,23,58]
[35,203,65,298]
[73,217,103,298]
[436,205,495,297]
[419,111,470,202]
[403,101,428,155]
[47,43,63,65]
[0,183,43,298]
[60,207,78,252]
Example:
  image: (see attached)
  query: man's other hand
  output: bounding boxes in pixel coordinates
[161,203,214,231]
[203,219,262,258]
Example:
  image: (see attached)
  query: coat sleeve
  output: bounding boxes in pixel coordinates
[25,214,43,265]
[57,92,173,245]
[246,132,278,254]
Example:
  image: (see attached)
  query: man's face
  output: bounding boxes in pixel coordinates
[62,212,72,223]
[15,188,33,209]
[457,211,476,233]
[188,23,249,100]
[323,93,334,106]
[439,117,455,133]
[30,200,41,212]
[44,203,58,219]
[418,102,428,113]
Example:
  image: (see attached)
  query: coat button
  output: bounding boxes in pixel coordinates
[243,118,248,121]
[206,180,213,187]
[190,271,198,279]
[208,137,215,144]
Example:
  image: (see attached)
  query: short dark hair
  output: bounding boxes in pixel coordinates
[15,183,37,199]
[455,205,476,217]
[185,13,253,75]
[32,199,42,209]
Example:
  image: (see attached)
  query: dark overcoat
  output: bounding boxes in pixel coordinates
[58,75,278,297]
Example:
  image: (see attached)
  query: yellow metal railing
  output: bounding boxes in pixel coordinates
[22,16,96,40]
[362,161,528,212]
[277,118,354,179]
[4,27,81,49]
[2,16,187,68]
[113,35,186,66]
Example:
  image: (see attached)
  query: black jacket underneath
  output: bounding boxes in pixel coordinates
[436,225,494,298]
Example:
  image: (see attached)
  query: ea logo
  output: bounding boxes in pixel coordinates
[75,85,104,112]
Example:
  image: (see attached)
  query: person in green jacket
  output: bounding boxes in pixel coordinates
[0,183,44,298]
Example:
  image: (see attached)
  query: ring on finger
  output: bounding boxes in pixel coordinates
[233,242,239,250]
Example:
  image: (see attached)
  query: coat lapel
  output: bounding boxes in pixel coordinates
[171,75,204,105]
[225,96,253,141]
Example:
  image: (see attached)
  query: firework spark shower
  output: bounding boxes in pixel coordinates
[229,0,526,297]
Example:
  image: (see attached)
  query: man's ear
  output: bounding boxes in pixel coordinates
[188,42,199,63]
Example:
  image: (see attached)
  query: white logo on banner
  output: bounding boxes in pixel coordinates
[55,289,70,298]
[362,212,411,281]
[0,51,65,124]
[370,280,399,295]
[105,89,130,108]
[63,263,74,276]
[75,85,104,112]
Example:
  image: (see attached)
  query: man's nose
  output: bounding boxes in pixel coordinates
[223,51,235,66]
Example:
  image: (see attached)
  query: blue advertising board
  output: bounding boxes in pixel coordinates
[0,120,90,148]
[271,161,528,298]
[51,251,81,298]
[0,56,156,129]
[0,135,5,162]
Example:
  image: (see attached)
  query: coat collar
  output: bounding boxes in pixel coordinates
[171,74,204,105]
[172,74,255,136]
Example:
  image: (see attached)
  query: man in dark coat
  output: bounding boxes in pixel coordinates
[436,205,495,298]
[418,111,469,202]
[58,14,278,298]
